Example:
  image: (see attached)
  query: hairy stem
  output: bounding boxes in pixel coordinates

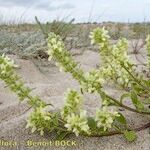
[87,122,150,137]
[121,62,150,92]
[98,90,150,115]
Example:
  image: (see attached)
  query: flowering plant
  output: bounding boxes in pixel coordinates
[90,28,134,88]
[0,27,150,141]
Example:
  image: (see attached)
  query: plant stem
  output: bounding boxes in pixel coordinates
[98,90,150,115]
[86,122,150,137]
[121,63,150,91]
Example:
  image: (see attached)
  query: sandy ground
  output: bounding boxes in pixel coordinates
[0,50,150,150]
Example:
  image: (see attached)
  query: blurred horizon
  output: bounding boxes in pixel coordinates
[0,0,150,24]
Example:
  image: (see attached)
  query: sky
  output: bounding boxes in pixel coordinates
[0,0,150,23]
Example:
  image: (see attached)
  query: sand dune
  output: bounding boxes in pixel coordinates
[0,51,149,150]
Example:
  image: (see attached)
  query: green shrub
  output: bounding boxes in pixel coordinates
[35,16,75,41]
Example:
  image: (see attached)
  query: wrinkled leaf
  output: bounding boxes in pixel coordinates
[123,130,137,142]
[116,113,127,125]
[87,117,97,130]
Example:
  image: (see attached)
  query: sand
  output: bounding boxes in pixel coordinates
[0,50,149,150]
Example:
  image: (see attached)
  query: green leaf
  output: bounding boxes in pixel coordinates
[120,93,130,104]
[123,130,137,142]
[131,91,145,111]
[116,113,127,125]
[87,117,97,130]
[55,131,69,141]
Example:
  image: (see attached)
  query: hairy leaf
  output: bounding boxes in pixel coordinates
[123,130,137,142]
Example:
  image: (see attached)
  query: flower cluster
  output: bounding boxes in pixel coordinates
[146,35,150,68]
[0,54,31,101]
[47,33,84,82]
[90,28,134,88]
[47,33,103,93]
[95,107,120,131]
[89,27,110,58]
[112,39,134,86]
[89,27,110,45]
[26,106,52,136]
[0,54,46,107]
[61,90,90,136]
[64,111,90,136]
[81,70,104,93]
[0,54,16,73]
[61,89,83,119]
